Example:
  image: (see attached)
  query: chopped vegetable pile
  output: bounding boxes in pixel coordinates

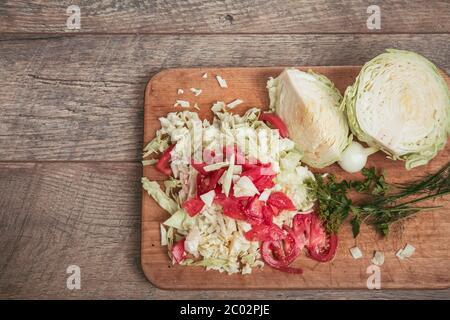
[142,105,338,274]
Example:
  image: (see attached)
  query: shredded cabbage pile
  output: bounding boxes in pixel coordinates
[142,105,315,274]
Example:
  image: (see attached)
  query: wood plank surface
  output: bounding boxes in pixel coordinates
[1,0,449,33]
[142,67,450,289]
[1,162,449,298]
[0,34,449,161]
[1,0,449,300]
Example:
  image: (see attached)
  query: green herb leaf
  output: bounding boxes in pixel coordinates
[311,162,450,238]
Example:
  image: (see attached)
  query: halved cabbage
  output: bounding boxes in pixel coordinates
[343,49,450,169]
[268,68,350,168]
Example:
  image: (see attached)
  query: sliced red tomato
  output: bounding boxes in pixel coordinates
[281,226,305,264]
[292,212,338,263]
[267,192,296,211]
[259,113,289,138]
[308,214,327,249]
[242,162,258,170]
[155,144,175,176]
[261,230,303,274]
[307,226,338,263]
[182,198,204,217]
[197,168,225,195]
[241,165,276,182]
[244,224,286,242]
[171,238,187,264]
[244,196,265,225]
[234,196,251,208]
[269,204,280,216]
[214,187,225,200]
[191,161,208,175]
[292,213,312,238]
[253,175,275,192]
[262,205,274,225]
[214,197,247,221]
[210,168,225,187]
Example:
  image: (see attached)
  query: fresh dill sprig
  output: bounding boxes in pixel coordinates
[308,162,450,237]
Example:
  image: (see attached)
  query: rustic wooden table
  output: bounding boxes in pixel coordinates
[0,0,449,300]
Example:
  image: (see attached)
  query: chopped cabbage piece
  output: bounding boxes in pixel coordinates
[216,75,228,88]
[141,177,179,214]
[185,227,201,257]
[371,251,385,266]
[349,246,363,259]
[160,224,168,246]
[227,99,243,109]
[200,190,216,207]
[221,154,235,197]
[163,209,187,229]
[233,176,259,197]
[174,100,190,108]
[190,88,202,96]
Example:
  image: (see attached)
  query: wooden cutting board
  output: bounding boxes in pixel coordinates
[141,66,450,290]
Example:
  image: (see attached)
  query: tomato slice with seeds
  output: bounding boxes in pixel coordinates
[292,212,338,263]
[292,213,312,238]
[261,228,303,274]
[307,233,338,263]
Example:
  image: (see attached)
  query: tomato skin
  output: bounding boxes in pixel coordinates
[155,144,175,176]
[259,113,289,138]
[171,238,187,264]
[267,192,296,211]
[260,230,303,274]
[182,198,204,217]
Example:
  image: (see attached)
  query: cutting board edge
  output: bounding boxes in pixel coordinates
[141,66,450,290]
[144,66,449,104]
[143,65,364,101]
[140,262,450,290]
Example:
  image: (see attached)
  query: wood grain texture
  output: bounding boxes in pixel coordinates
[1,162,449,299]
[1,0,449,33]
[142,67,450,289]
[1,0,449,299]
[0,34,449,161]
